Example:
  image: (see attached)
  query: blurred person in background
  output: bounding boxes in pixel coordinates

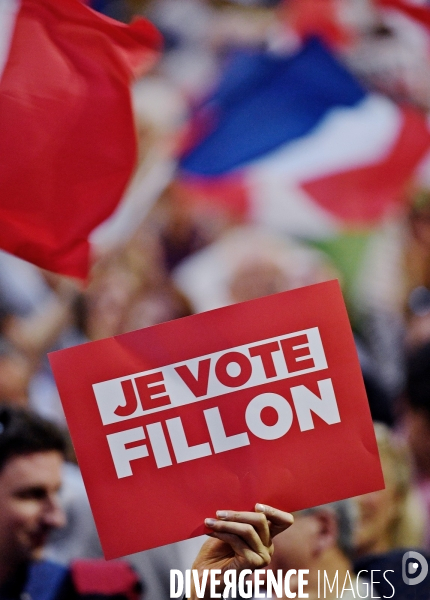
[172,225,338,313]
[402,340,430,550]
[82,255,143,341]
[353,422,426,558]
[354,407,430,598]
[345,184,430,409]
[0,340,33,408]
[82,231,193,341]
[253,500,372,599]
[404,189,430,350]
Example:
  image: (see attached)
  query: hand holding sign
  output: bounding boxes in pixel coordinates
[190,504,294,600]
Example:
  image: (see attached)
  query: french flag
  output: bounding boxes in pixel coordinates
[0,0,163,279]
[178,38,430,239]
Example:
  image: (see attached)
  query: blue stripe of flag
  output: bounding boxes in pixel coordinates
[180,38,366,176]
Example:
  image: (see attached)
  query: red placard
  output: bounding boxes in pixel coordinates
[49,280,384,559]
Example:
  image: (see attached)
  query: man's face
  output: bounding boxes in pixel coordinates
[270,513,317,573]
[353,457,401,555]
[0,451,66,566]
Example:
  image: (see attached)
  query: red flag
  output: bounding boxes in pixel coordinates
[0,0,162,279]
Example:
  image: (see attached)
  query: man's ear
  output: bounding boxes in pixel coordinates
[311,509,338,557]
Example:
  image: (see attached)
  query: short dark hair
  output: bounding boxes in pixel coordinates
[406,341,430,420]
[0,403,67,473]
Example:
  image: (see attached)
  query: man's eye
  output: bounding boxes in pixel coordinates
[16,487,47,500]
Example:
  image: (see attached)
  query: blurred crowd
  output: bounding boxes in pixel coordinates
[2,0,430,598]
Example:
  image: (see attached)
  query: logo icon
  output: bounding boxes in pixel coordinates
[402,551,428,586]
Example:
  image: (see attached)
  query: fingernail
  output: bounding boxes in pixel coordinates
[255,503,266,512]
[205,518,216,527]
[216,510,229,519]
